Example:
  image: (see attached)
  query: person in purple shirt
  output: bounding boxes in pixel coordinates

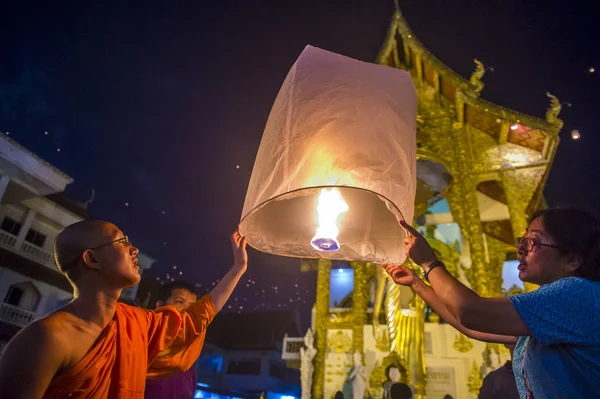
[478,344,519,399]
[145,281,199,399]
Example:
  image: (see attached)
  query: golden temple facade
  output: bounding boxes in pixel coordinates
[295,3,563,399]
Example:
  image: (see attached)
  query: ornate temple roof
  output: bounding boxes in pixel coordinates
[376,4,563,222]
[377,5,563,158]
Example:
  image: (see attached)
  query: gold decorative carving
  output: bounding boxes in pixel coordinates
[467,360,483,394]
[453,332,474,353]
[327,330,353,353]
[375,326,391,352]
[428,312,440,323]
[368,362,384,395]
[328,310,354,326]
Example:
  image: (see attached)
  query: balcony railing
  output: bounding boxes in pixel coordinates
[21,241,53,264]
[0,302,37,327]
[0,230,17,248]
[282,337,304,360]
[0,230,56,270]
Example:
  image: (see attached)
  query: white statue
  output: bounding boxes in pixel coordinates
[347,351,366,399]
[489,347,500,370]
[300,328,317,399]
[482,346,502,377]
[383,366,402,399]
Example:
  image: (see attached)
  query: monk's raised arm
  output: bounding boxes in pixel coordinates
[146,257,244,357]
[0,320,66,399]
[146,230,247,377]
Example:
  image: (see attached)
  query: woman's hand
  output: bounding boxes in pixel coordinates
[382,264,420,288]
[400,220,438,268]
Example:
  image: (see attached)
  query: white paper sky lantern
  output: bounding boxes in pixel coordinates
[239,46,417,265]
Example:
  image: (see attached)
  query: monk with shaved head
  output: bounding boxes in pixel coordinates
[0,220,248,399]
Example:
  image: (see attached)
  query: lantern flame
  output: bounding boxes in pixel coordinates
[311,188,349,252]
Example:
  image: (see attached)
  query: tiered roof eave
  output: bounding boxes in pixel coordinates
[378,8,564,138]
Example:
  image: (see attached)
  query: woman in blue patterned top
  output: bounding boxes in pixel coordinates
[383,208,600,399]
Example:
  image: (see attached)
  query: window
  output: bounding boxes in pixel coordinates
[4,286,24,306]
[269,360,289,380]
[502,259,524,293]
[25,228,46,248]
[330,263,354,308]
[197,355,223,373]
[1,217,21,236]
[226,359,261,375]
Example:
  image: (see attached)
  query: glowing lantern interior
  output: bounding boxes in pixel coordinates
[311,188,349,251]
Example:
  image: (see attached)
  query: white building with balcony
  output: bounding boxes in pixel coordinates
[0,134,155,350]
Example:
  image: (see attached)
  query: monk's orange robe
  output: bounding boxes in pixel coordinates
[43,295,215,399]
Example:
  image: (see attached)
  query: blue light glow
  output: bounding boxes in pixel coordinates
[330,267,353,307]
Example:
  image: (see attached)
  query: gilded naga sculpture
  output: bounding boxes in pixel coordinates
[469,59,486,94]
[545,92,564,127]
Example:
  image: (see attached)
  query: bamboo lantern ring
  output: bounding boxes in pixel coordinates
[239,46,417,265]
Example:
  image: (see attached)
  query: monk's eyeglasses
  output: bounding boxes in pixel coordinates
[65,236,132,269]
[90,236,131,250]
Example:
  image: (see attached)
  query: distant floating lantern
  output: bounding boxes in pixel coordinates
[589,67,595,73]
[239,46,417,264]
[571,129,581,140]
[510,123,519,131]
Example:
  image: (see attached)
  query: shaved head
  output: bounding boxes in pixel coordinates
[54,220,118,282]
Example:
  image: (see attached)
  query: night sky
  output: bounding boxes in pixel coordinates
[2,0,599,318]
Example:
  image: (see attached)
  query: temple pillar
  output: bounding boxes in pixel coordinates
[352,262,368,357]
[485,235,508,296]
[313,259,331,399]
[446,121,489,296]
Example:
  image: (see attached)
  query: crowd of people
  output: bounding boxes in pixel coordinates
[0,207,598,398]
